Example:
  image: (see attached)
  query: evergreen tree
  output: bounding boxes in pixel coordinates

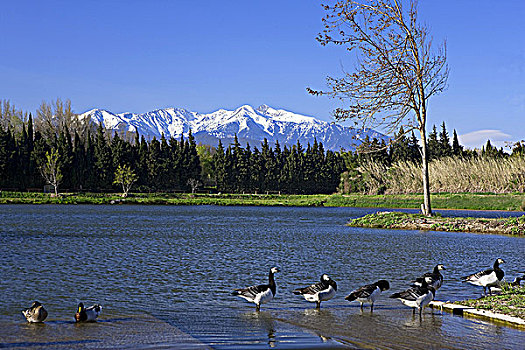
[94,123,113,189]
[148,137,161,189]
[408,131,421,163]
[427,125,439,161]
[213,140,226,191]
[390,126,411,163]
[438,121,452,158]
[452,129,463,157]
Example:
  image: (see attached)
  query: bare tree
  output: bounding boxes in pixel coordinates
[309,0,448,216]
[35,98,91,140]
[40,148,62,197]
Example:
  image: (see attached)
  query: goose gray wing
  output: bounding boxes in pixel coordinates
[462,268,493,281]
[345,283,376,301]
[390,286,425,301]
[293,281,326,295]
[233,284,269,298]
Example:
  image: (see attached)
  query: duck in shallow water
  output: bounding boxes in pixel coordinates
[75,303,102,322]
[22,301,48,323]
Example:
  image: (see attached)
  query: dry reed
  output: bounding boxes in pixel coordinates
[358,156,525,194]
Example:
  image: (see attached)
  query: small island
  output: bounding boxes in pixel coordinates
[348,211,525,236]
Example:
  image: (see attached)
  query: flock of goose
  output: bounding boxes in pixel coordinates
[21,258,523,323]
[231,258,523,315]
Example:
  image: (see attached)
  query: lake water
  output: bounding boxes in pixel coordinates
[1,205,524,349]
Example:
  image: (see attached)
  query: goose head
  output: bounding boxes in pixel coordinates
[436,264,446,271]
[494,258,505,267]
[376,280,390,291]
[30,301,42,310]
[270,267,280,274]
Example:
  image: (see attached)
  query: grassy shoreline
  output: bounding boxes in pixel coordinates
[348,211,525,235]
[1,191,525,211]
[455,285,525,320]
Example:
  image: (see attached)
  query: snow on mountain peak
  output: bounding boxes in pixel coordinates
[78,104,386,151]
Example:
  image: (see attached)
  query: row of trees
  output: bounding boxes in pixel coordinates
[213,137,345,194]
[1,99,522,196]
[0,112,202,193]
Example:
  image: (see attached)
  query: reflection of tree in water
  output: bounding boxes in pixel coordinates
[241,311,276,348]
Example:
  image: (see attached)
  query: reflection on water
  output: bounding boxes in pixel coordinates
[0,205,524,349]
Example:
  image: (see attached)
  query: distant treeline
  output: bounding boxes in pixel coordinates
[1,99,523,195]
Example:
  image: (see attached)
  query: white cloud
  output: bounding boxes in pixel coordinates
[458,129,513,150]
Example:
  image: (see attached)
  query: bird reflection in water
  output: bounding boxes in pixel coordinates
[241,311,276,348]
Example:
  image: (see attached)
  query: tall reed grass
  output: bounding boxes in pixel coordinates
[358,156,525,194]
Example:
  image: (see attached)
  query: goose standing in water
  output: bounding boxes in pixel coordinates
[390,279,435,315]
[345,280,390,311]
[293,274,337,309]
[412,264,446,290]
[22,301,48,323]
[461,258,505,295]
[231,267,280,311]
[75,303,102,322]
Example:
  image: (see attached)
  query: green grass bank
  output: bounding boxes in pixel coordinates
[455,285,525,320]
[1,192,525,211]
[348,211,525,235]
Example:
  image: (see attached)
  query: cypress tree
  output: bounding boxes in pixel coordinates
[438,122,452,158]
[94,123,113,190]
[213,140,226,191]
[148,137,161,190]
[427,125,439,161]
[452,129,463,157]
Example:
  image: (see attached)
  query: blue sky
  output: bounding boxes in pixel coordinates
[1,0,524,149]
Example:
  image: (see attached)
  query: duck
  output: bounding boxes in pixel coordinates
[412,264,446,290]
[231,267,280,311]
[22,301,48,323]
[75,303,102,322]
[293,274,337,309]
[461,258,505,295]
[345,279,390,311]
[390,279,435,315]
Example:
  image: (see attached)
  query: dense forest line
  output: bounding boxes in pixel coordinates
[0,99,523,195]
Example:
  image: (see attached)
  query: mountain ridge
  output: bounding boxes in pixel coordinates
[79,104,387,151]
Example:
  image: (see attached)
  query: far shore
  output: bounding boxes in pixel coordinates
[1,191,525,212]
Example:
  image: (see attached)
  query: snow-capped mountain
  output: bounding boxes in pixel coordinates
[79,104,387,151]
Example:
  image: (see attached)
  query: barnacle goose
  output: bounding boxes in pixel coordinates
[412,264,446,290]
[293,274,337,309]
[390,279,435,315]
[511,274,524,287]
[22,301,48,323]
[461,258,505,295]
[345,280,390,311]
[75,303,102,322]
[231,267,280,311]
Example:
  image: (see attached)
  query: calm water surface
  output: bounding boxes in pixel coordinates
[0,205,524,349]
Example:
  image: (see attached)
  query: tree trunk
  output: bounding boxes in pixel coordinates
[419,126,432,216]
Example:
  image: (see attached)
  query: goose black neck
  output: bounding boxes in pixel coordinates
[269,271,276,295]
[433,265,440,274]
